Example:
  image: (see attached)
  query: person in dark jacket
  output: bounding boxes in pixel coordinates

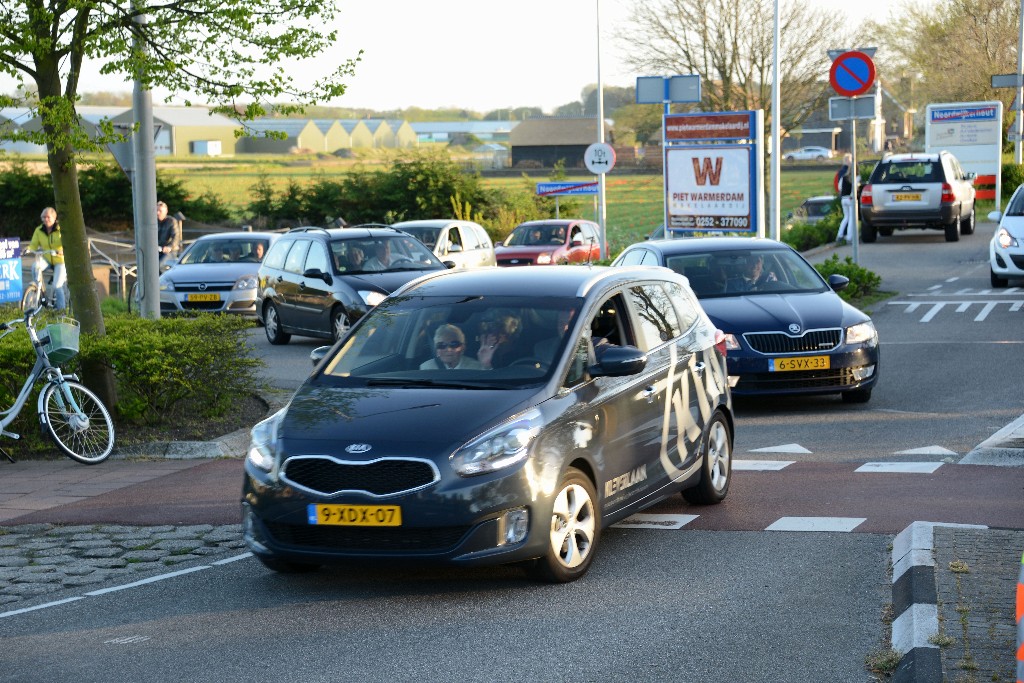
[157,201,179,266]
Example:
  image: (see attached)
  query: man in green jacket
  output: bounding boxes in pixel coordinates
[28,206,66,310]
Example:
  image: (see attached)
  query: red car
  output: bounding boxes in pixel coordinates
[495,219,602,266]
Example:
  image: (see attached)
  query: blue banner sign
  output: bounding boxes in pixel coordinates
[536,181,598,196]
[0,238,23,304]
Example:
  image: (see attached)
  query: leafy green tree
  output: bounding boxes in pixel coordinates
[0,0,359,403]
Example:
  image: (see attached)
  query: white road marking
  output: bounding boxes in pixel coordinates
[84,565,211,596]
[927,284,942,290]
[855,462,944,473]
[894,446,958,457]
[748,443,811,454]
[973,301,998,321]
[614,513,698,529]
[0,596,84,619]
[105,636,151,644]
[921,303,946,322]
[766,517,865,532]
[733,460,794,470]
[944,277,959,283]
[888,299,1023,322]
[213,553,252,565]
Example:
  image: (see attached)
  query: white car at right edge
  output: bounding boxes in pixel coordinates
[987,183,1024,287]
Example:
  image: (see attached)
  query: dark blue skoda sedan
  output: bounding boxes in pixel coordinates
[242,266,733,582]
[612,237,879,402]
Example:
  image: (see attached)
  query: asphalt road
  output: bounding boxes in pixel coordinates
[4,221,1014,682]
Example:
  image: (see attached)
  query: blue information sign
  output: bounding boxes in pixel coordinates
[536,181,598,196]
[0,238,22,305]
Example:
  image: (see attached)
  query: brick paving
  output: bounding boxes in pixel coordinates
[932,527,1024,683]
[0,522,245,607]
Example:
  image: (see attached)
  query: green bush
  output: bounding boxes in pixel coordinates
[813,254,881,301]
[1001,162,1024,202]
[78,313,264,423]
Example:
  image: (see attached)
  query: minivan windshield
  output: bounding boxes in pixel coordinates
[331,235,443,274]
[319,295,583,388]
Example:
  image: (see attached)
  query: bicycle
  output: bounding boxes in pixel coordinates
[21,249,71,314]
[0,298,115,465]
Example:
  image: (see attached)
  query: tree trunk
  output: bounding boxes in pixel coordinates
[46,144,118,409]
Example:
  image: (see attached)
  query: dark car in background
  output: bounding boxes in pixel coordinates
[256,226,448,344]
[495,219,601,266]
[784,195,837,229]
[156,231,279,316]
[612,236,879,402]
[859,151,976,242]
[242,265,733,582]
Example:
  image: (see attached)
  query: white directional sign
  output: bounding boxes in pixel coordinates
[584,142,616,175]
[829,96,876,121]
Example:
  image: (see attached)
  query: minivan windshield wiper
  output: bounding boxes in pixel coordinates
[365,377,499,390]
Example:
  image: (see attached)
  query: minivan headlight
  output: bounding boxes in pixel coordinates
[450,409,542,476]
[247,408,286,472]
[846,321,877,346]
[235,275,258,290]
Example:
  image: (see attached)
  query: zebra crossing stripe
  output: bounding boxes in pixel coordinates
[765,517,865,532]
[733,460,794,470]
[855,462,943,473]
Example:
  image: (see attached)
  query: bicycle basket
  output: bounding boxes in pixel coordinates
[42,319,80,364]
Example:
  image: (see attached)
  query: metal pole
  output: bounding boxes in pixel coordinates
[596,0,608,259]
[851,114,860,264]
[770,0,781,240]
[132,6,160,318]
[1017,0,1023,164]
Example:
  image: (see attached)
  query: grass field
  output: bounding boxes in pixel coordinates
[157,158,836,252]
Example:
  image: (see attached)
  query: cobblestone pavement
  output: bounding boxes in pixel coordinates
[0,523,245,608]
[932,527,1024,683]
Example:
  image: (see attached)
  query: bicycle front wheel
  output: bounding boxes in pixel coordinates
[21,284,40,312]
[41,380,115,465]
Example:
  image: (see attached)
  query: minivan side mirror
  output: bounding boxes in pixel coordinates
[588,345,647,377]
[988,210,1002,222]
[447,244,463,253]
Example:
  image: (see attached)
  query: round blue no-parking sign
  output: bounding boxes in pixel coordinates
[829,51,875,97]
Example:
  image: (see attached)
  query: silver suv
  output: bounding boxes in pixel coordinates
[859,151,976,242]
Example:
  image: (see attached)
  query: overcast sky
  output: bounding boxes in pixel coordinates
[2,0,926,114]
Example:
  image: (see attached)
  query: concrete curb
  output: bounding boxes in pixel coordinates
[110,388,292,461]
[962,412,1024,466]
[890,521,988,683]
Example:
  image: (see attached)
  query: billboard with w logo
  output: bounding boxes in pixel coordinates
[662,111,761,234]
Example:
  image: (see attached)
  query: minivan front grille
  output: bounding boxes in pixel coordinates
[281,456,438,497]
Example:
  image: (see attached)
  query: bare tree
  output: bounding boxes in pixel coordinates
[866,0,1020,121]
[617,0,854,137]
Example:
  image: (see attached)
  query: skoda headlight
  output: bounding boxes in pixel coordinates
[722,333,741,351]
[451,409,542,476]
[247,408,285,472]
[359,290,386,307]
[846,321,877,346]
[536,253,554,265]
[235,275,258,290]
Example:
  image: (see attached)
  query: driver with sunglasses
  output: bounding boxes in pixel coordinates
[420,324,482,370]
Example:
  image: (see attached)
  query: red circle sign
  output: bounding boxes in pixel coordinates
[829,51,876,97]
